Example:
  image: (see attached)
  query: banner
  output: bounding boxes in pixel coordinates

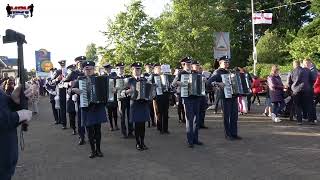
[214,32,231,60]
[35,49,53,77]
[253,13,273,24]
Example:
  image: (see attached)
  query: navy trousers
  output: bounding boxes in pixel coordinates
[77,105,85,139]
[222,97,238,137]
[59,88,67,127]
[119,99,133,136]
[182,97,200,145]
[199,96,208,127]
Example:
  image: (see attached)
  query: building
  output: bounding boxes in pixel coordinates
[0,56,18,77]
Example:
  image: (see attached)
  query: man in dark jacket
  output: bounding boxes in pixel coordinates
[288,60,314,125]
[0,83,33,180]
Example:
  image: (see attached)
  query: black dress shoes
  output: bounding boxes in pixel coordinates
[141,144,149,150]
[194,141,204,145]
[136,144,143,151]
[188,144,194,148]
[89,152,96,158]
[96,151,104,157]
[78,139,85,145]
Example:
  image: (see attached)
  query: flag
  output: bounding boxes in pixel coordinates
[253,13,273,24]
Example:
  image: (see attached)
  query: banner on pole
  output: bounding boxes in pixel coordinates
[214,32,231,60]
[253,13,273,24]
[35,49,53,77]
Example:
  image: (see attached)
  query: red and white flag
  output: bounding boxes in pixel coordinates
[253,13,273,24]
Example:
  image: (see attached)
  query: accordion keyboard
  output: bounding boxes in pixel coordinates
[79,79,89,107]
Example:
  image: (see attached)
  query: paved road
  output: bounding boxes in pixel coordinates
[13,97,320,180]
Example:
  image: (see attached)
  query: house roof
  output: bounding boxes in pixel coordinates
[0,56,17,66]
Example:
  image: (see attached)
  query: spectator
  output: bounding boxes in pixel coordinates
[313,71,320,105]
[262,84,272,117]
[288,60,315,125]
[302,59,318,123]
[3,76,15,95]
[0,72,9,85]
[31,78,40,114]
[267,65,285,123]
[251,76,262,105]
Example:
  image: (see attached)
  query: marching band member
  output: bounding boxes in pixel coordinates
[103,63,119,131]
[192,61,208,129]
[65,64,78,135]
[46,68,59,124]
[124,62,150,150]
[57,60,68,129]
[71,61,107,158]
[172,57,203,148]
[115,63,134,138]
[143,63,156,127]
[151,63,170,134]
[173,65,186,124]
[207,56,242,141]
[74,56,87,144]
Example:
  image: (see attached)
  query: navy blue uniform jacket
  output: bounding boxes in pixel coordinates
[0,90,21,178]
[128,77,150,123]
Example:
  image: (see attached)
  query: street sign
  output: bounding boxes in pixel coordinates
[214,32,231,59]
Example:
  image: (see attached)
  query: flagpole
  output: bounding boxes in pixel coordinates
[251,0,257,76]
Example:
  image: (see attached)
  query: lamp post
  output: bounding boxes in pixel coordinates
[251,0,257,76]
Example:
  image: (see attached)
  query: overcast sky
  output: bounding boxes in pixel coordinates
[0,0,171,70]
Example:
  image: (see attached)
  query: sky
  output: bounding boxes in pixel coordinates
[0,0,171,70]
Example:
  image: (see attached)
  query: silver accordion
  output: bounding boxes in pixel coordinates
[153,74,174,95]
[78,76,115,107]
[132,80,153,101]
[180,73,206,98]
[221,72,251,98]
[115,77,130,99]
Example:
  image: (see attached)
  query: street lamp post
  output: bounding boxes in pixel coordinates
[251,0,257,76]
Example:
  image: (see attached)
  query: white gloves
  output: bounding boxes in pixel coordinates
[120,90,126,97]
[17,110,33,123]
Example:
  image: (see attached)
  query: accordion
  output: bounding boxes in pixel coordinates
[154,75,163,95]
[115,77,130,99]
[132,79,152,101]
[180,73,206,98]
[79,76,115,107]
[221,72,251,98]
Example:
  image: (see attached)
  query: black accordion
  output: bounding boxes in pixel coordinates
[79,76,115,107]
[221,72,251,98]
[180,73,206,97]
[132,79,152,101]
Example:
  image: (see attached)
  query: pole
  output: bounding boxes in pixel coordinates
[251,0,257,76]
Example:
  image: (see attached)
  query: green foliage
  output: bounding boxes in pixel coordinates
[100,0,160,66]
[85,43,98,62]
[156,0,232,67]
[288,2,320,63]
[289,35,320,61]
[95,0,317,70]
[256,30,292,65]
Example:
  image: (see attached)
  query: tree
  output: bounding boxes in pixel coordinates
[85,43,98,62]
[221,0,311,66]
[256,30,292,64]
[100,0,160,66]
[289,0,320,62]
[156,0,232,68]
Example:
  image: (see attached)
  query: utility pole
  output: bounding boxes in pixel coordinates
[251,0,257,76]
